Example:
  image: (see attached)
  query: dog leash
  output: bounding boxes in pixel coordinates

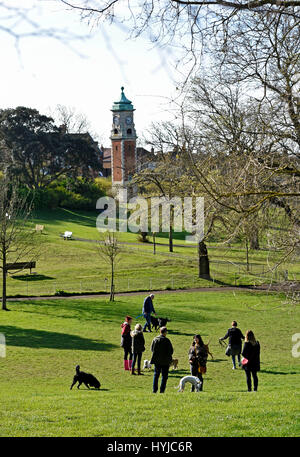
[135,313,144,319]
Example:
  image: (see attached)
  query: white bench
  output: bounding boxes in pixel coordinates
[63,231,73,240]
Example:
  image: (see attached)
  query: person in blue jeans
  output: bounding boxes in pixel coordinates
[142,293,156,332]
[219,320,245,370]
[150,327,173,393]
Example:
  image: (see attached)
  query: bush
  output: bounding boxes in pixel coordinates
[18,177,110,210]
[54,289,70,296]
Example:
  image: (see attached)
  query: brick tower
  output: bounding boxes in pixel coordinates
[110,87,137,194]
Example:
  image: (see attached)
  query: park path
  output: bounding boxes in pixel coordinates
[7,284,276,302]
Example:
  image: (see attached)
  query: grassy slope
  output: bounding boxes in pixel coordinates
[0,290,299,437]
[4,208,299,297]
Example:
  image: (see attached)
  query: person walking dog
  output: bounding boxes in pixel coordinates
[219,320,244,369]
[131,323,145,375]
[120,315,133,371]
[242,330,260,392]
[150,326,173,393]
[188,334,208,391]
[142,293,156,332]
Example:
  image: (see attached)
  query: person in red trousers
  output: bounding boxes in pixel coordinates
[121,315,133,371]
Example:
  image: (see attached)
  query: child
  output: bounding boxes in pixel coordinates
[130,323,145,375]
[121,316,133,371]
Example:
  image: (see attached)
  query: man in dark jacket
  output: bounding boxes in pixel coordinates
[150,327,173,393]
[142,293,156,332]
[219,320,244,369]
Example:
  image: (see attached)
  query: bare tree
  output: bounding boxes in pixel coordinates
[141,67,299,277]
[0,1,85,53]
[50,105,92,134]
[57,1,300,73]
[97,231,121,301]
[133,141,185,253]
[48,105,104,144]
[135,122,216,277]
[0,178,40,310]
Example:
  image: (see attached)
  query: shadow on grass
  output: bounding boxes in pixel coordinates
[207,278,233,287]
[168,369,190,378]
[11,274,55,281]
[33,208,98,229]
[0,325,118,351]
[260,369,298,375]
[11,299,126,323]
[167,330,197,337]
[73,388,110,391]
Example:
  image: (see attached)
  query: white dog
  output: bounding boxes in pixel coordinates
[143,360,152,370]
[176,376,202,392]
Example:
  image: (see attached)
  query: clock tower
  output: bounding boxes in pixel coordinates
[110,87,137,191]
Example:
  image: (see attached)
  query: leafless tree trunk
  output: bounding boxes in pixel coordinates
[0,178,40,310]
[198,240,210,279]
[97,232,121,301]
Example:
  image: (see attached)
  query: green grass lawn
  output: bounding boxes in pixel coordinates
[0,290,299,437]
[3,208,299,298]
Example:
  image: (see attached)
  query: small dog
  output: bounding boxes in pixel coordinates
[169,358,178,370]
[158,317,171,328]
[204,341,213,359]
[150,315,160,331]
[143,360,152,370]
[70,365,101,390]
[176,376,202,392]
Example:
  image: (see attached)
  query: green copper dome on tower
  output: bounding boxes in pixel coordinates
[111,86,135,111]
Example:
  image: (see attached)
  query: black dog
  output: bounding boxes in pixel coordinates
[70,365,101,390]
[158,317,171,328]
[151,315,160,331]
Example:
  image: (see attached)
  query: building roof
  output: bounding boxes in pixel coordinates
[111,86,135,112]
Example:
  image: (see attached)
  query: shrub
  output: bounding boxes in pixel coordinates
[18,176,110,210]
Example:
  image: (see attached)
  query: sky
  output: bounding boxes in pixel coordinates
[0,1,180,147]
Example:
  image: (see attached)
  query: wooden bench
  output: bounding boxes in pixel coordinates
[5,261,36,274]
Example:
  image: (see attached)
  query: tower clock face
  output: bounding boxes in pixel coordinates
[125,116,132,125]
[113,115,119,125]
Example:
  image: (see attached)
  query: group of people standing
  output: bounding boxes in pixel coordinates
[120,315,173,392]
[120,293,157,375]
[120,295,261,393]
[220,320,261,392]
[120,316,145,375]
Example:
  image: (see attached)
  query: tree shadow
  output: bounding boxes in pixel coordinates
[0,325,117,351]
[33,209,98,229]
[207,278,231,286]
[12,299,124,324]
